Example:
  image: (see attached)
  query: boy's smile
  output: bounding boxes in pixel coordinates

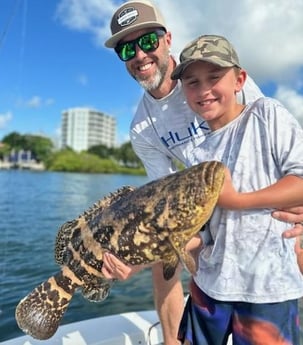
[181,61,246,130]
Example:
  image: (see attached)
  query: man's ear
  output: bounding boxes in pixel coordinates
[165,31,172,47]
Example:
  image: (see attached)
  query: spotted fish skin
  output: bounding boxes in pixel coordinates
[15,161,225,340]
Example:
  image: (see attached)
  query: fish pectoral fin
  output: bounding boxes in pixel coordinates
[180,251,197,276]
[168,236,197,276]
[82,278,114,302]
[15,271,78,340]
[162,254,180,280]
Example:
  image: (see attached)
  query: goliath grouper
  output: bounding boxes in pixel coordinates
[15,160,225,340]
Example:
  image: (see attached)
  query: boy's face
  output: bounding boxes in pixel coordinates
[181,61,246,130]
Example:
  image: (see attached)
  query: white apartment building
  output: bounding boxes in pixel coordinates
[61,108,116,152]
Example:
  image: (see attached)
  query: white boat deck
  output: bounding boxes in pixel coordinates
[1,309,234,345]
[0,310,163,345]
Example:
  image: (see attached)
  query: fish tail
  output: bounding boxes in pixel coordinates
[15,269,79,340]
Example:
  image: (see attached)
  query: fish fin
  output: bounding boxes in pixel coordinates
[15,270,78,340]
[168,235,198,276]
[180,252,197,275]
[55,220,77,265]
[54,186,136,265]
[83,186,136,223]
[162,255,180,280]
[82,278,114,302]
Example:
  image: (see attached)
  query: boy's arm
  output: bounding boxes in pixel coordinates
[219,173,303,210]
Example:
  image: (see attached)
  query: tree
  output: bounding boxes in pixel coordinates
[2,132,25,148]
[0,142,10,160]
[87,144,114,159]
[2,132,54,162]
[116,141,143,168]
[24,135,54,162]
[46,149,119,173]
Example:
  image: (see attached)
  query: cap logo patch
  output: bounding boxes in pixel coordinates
[117,7,139,27]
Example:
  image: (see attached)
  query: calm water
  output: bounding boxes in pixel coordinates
[0,169,165,342]
[0,170,302,343]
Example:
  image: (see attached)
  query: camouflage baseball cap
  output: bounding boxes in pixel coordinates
[171,35,241,80]
[105,0,166,48]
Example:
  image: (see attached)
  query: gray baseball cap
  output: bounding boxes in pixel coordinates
[105,0,167,48]
[171,35,241,80]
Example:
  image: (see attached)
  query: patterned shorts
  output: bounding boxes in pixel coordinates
[178,279,300,345]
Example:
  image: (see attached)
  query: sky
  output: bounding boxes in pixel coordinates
[1,0,303,146]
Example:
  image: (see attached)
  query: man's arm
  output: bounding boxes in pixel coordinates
[129,125,186,344]
[101,255,183,345]
[130,127,178,180]
[152,263,183,345]
[152,234,203,345]
[102,235,203,344]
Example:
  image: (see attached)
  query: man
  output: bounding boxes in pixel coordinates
[103,1,303,344]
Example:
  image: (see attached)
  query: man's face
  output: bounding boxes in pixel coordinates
[117,28,171,91]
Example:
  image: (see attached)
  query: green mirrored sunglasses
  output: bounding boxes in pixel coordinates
[115,29,166,62]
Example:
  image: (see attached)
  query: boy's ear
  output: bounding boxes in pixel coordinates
[235,69,247,92]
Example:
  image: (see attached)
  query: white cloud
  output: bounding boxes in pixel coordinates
[45,98,55,106]
[21,96,55,109]
[154,0,303,86]
[0,111,12,129]
[274,85,303,125]
[56,0,303,86]
[26,96,42,108]
[77,73,88,86]
[54,0,303,153]
[55,0,116,46]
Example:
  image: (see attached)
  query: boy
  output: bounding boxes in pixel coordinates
[171,34,303,345]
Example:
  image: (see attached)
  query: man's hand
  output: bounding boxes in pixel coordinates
[101,253,145,280]
[272,207,303,273]
[271,206,303,238]
[101,235,203,281]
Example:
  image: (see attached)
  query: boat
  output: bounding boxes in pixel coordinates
[0,308,237,345]
[0,310,163,345]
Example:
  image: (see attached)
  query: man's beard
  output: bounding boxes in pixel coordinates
[132,54,170,92]
[137,64,166,91]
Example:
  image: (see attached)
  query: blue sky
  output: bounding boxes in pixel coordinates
[1,0,303,146]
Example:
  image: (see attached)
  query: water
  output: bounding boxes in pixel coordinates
[0,170,164,342]
[0,170,302,343]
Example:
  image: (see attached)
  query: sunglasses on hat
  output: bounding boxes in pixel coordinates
[115,29,166,62]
